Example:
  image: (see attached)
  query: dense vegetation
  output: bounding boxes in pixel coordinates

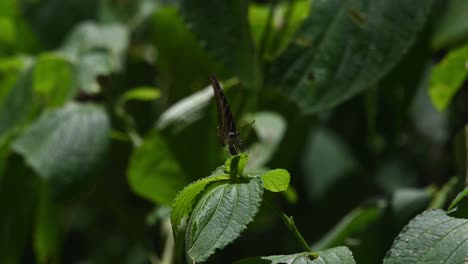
[0,0,467,263]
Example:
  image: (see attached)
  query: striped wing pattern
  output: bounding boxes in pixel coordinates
[209,75,245,155]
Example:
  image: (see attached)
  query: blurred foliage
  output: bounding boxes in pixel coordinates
[0,0,467,263]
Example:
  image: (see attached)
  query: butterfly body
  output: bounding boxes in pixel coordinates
[210,75,245,155]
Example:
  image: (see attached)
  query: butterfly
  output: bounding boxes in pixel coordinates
[210,75,246,156]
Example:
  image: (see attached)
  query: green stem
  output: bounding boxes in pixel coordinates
[265,197,313,253]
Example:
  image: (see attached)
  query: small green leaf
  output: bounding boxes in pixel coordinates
[186,176,263,262]
[261,169,290,192]
[171,174,230,236]
[120,87,160,103]
[449,187,468,211]
[12,102,110,195]
[34,53,74,107]
[384,209,468,264]
[224,153,249,177]
[448,187,468,218]
[235,247,355,264]
[429,43,468,111]
[128,131,187,205]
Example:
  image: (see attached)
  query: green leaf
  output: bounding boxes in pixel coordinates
[34,183,60,264]
[73,52,115,93]
[449,187,468,211]
[179,0,258,86]
[224,153,249,177]
[429,43,468,111]
[432,0,468,50]
[448,187,468,218]
[384,209,468,264]
[186,176,263,262]
[34,53,74,107]
[267,0,434,113]
[261,169,290,192]
[313,206,381,250]
[236,247,355,264]
[171,174,230,236]
[12,102,110,194]
[120,87,160,103]
[302,127,357,201]
[128,131,187,205]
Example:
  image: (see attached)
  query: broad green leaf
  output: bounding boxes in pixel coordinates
[34,183,60,264]
[179,0,258,86]
[128,131,186,205]
[302,127,357,201]
[384,209,468,264]
[261,169,290,192]
[236,247,355,264]
[246,112,287,171]
[429,43,468,111]
[34,53,74,107]
[120,87,160,103]
[171,174,230,236]
[313,206,381,250]
[267,0,434,113]
[432,0,468,50]
[12,102,110,194]
[186,176,263,262]
[224,153,249,177]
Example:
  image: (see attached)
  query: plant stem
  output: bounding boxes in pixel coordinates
[265,197,313,253]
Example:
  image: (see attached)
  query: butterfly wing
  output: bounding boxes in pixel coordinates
[210,75,235,146]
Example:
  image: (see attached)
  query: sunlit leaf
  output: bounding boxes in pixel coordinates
[261,169,290,192]
[267,0,434,113]
[186,176,263,262]
[34,53,74,107]
[224,153,249,177]
[429,43,468,111]
[120,87,160,103]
